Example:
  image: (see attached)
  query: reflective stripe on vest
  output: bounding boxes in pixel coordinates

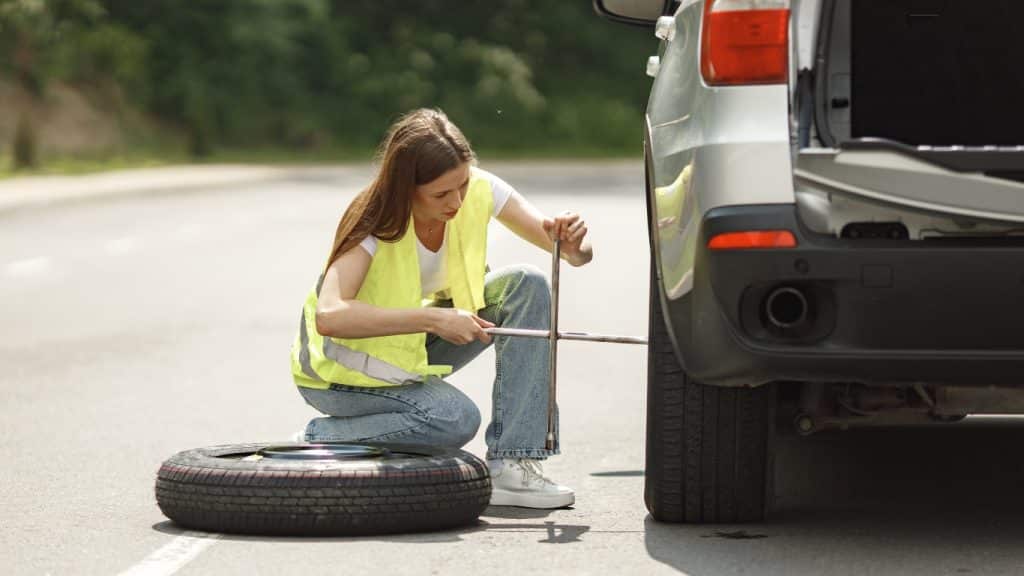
[290,168,494,389]
[296,307,422,385]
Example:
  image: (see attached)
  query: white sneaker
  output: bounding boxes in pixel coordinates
[488,458,575,509]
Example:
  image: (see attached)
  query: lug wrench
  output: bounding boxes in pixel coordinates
[485,239,648,450]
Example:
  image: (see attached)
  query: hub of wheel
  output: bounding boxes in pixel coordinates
[255,443,390,461]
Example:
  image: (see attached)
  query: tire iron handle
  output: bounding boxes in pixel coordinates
[483,327,648,345]
[546,238,560,451]
[482,239,650,451]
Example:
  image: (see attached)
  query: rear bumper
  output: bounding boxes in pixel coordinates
[666,204,1024,387]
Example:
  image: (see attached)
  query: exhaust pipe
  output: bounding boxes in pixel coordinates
[764,286,809,330]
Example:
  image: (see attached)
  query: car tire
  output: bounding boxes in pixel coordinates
[155,442,491,536]
[644,268,775,523]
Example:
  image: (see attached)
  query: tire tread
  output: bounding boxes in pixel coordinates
[155,446,490,536]
[645,268,772,523]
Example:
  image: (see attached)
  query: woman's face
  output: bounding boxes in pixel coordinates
[412,162,471,225]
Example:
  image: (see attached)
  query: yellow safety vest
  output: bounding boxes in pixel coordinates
[290,168,494,389]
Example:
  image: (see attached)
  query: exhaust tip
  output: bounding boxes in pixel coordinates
[765,286,809,329]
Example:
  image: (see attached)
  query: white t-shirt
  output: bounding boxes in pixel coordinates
[358,167,515,298]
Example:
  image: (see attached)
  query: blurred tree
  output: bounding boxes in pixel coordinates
[53,23,149,106]
[0,0,106,94]
[0,0,655,158]
[13,113,37,168]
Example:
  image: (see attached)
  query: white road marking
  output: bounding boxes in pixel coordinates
[105,236,140,254]
[4,257,51,277]
[117,531,221,576]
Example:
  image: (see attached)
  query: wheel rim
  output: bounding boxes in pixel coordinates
[255,443,391,461]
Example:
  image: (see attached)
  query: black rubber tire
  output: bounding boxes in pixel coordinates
[155,443,491,536]
[644,269,774,523]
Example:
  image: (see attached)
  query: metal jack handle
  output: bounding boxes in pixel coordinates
[484,238,648,451]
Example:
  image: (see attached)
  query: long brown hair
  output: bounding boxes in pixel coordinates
[325,108,476,270]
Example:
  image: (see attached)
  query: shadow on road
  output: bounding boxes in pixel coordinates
[152,506,587,545]
[590,470,645,477]
[480,506,566,520]
[644,418,1024,575]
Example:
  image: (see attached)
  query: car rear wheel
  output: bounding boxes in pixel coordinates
[644,267,775,523]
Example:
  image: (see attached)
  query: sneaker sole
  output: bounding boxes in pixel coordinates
[489,488,575,509]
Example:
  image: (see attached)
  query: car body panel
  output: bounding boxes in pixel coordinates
[647,0,794,305]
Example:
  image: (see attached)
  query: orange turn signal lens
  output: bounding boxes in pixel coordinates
[707,230,797,250]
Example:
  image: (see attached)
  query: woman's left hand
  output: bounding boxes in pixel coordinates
[543,211,593,267]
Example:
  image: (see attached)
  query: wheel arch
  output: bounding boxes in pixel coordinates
[645,114,691,372]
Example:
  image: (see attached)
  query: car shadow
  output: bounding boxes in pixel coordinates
[643,417,1024,575]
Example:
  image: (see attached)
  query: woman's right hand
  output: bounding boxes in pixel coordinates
[429,308,495,345]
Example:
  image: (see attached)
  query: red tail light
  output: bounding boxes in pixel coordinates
[701,0,790,85]
[708,230,797,250]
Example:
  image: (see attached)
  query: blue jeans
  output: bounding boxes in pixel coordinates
[298,264,558,460]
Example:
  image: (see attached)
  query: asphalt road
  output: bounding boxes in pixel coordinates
[2,162,1024,575]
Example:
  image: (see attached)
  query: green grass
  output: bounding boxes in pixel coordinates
[0,155,175,179]
[0,143,640,180]
[477,145,641,161]
[197,146,378,165]
[203,144,641,164]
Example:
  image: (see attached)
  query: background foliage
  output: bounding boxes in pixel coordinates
[0,0,655,162]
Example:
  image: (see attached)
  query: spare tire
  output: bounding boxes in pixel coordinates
[155,442,491,536]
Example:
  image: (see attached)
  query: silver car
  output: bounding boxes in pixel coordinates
[597,0,1024,523]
